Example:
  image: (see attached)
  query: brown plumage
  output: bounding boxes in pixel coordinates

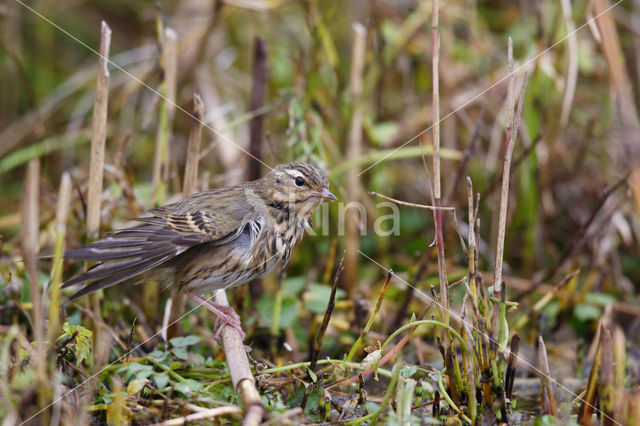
[63,162,336,338]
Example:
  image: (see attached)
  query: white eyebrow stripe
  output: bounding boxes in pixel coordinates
[285,169,305,178]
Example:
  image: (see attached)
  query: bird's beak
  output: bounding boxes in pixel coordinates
[315,187,338,201]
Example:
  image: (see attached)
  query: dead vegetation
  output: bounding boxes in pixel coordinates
[1,0,640,424]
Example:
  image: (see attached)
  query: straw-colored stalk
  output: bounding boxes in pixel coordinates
[165,93,204,339]
[537,336,558,416]
[213,290,264,425]
[153,26,178,205]
[183,93,204,198]
[494,38,527,352]
[87,20,112,367]
[344,22,367,299]
[48,172,72,345]
[22,159,48,419]
[149,24,177,321]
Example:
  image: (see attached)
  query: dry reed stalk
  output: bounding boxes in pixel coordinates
[87,20,112,368]
[612,327,627,422]
[344,22,367,299]
[430,0,449,324]
[466,177,478,306]
[150,406,243,426]
[429,0,463,401]
[165,93,205,339]
[247,36,268,181]
[149,24,177,321]
[22,158,48,420]
[86,21,111,239]
[152,24,178,204]
[536,336,558,416]
[213,290,265,425]
[183,93,204,197]
[247,36,268,301]
[309,256,344,372]
[48,172,72,344]
[494,38,513,348]
[559,0,578,127]
[579,322,602,425]
[599,327,614,425]
[592,0,640,128]
[494,39,527,351]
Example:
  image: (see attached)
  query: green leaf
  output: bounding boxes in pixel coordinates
[60,322,93,366]
[127,378,147,395]
[116,363,153,382]
[282,276,306,296]
[364,401,380,413]
[574,304,601,322]
[365,121,398,145]
[304,283,345,314]
[174,379,202,396]
[153,373,169,390]
[401,365,418,378]
[172,347,188,360]
[307,368,317,383]
[256,296,298,329]
[584,292,617,306]
[169,335,201,347]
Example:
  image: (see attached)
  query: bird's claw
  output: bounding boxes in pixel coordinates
[213,315,246,340]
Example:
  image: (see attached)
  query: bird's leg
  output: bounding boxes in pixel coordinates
[188,292,245,340]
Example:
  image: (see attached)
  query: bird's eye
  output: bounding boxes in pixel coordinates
[295,176,305,187]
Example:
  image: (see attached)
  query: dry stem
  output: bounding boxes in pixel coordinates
[345,22,367,298]
[213,290,265,425]
[87,20,112,367]
[48,172,72,344]
[22,158,48,420]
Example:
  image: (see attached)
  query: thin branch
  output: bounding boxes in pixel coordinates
[213,290,265,425]
[369,191,454,211]
[345,22,367,299]
[87,20,112,368]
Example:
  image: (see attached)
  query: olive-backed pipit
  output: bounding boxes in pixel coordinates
[63,162,337,339]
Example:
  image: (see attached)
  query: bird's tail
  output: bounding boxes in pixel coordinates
[62,223,183,301]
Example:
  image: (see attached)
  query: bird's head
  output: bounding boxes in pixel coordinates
[257,162,337,214]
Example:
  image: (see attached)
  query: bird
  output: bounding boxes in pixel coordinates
[62,162,337,339]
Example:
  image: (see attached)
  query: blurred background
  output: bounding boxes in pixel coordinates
[2,0,640,423]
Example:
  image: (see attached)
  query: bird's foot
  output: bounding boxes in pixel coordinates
[188,292,246,340]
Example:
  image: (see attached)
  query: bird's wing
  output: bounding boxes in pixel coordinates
[63,189,257,300]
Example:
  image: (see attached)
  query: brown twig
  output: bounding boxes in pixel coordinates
[368,191,454,211]
[543,173,629,286]
[213,290,265,425]
[505,333,520,402]
[87,20,112,368]
[391,253,428,332]
[345,22,367,299]
[183,93,204,198]
[495,39,528,350]
[309,255,344,373]
[247,36,269,301]
[247,36,268,181]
